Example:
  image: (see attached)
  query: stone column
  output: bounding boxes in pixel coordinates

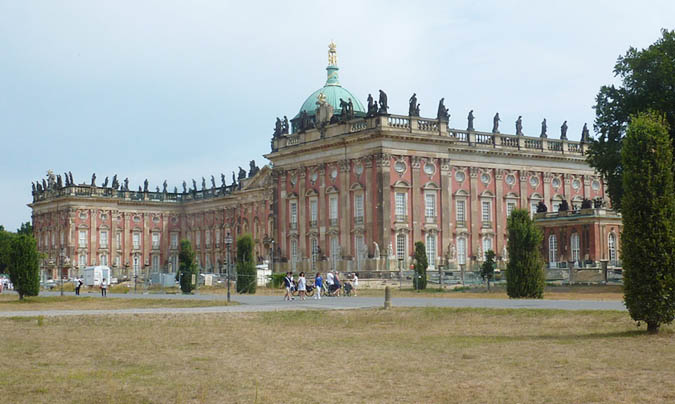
[563,173,572,203]
[278,172,287,256]
[298,167,306,269]
[339,160,351,262]
[376,153,391,268]
[583,174,592,200]
[440,159,452,265]
[364,157,374,257]
[543,172,552,210]
[519,171,529,210]
[411,156,422,245]
[318,165,327,255]
[469,167,479,257]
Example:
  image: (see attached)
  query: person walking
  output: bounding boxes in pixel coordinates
[314,272,323,300]
[75,278,83,296]
[283,272,293,301]
[101,279,107,297]
[352,272,359,296]
[333,272,341,297]
[326,270,334,296]
[297,272,307,301]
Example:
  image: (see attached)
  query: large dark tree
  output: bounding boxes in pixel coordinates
[0,227,14,273]
[177,239,198,294]
[505,209,545,298]
[480,250,496,291]
[587,29,675,210]
[236,234,256,294]
[16,222,33,236]
[413,241,428,290]
[621,112,675,334]
[8,234,40,299]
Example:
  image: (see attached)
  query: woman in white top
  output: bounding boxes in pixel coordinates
[297,272,307,301]
[352,272,359,296]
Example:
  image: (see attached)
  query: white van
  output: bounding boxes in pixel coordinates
[83,266,111,287]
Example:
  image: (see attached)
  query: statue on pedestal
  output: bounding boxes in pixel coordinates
[68,172,74,186]
[163,180,168,193]
[143,179,149,193]
[467,110,475,131]
[192,179,197,192]
[221,173,226,188]
[492,113,501,133]
[282,116,289,134]
[580,123,590,143]
[238,167,246,181]
[91,173,96,187]
[201,177,206,191]
[515,116,523,135]
[273,117,282,137]
[408,93,419,117]
[56,175,63,189]
[540,118,548,138]
[123,178,129,191]
[367,94,377,117]
[210,175,216,189]
[102,176,109,188]
[560,120,568,140]
[182,181,187,193]
[437,98,449,121]
[378,89,388,115]
[112,175,119,190]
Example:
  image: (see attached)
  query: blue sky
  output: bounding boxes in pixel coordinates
[1,0,673,231]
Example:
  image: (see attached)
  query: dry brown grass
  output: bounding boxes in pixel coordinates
[1,307,673,404]
[0,295,233,311]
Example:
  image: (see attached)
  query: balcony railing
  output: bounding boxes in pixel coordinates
[425,216,437,224]
[309,220,318,228]
[289,222,298,230]
[456,220,466,228]
[395,214,408,222]
[354,216,364,225]
[329,218,338,227]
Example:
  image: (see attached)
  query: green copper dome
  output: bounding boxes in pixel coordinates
[294,51,365,119]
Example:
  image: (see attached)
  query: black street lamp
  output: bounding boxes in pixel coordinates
[224,232,233,303]
[59,248,65,296]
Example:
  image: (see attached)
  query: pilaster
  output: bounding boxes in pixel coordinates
[495,169,505,255]
[440,159,452,264]
[411,156,422,245]
[469,167,479,256]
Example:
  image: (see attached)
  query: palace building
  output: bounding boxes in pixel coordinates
[29,43,621,281]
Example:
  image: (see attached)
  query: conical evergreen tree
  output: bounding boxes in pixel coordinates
[178,239,197,294]
[413,241,428,290]
[236,234,257,294]
[506,209,545,298]
[621,111,675,334]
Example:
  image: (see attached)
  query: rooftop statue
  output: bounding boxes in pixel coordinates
[182,181,187,193]
[112,175,119,190]
[192,179,197,192]
[102,176,109,188]
[238,167,246,181]
[211,175,216,189]
[378,90,388,115]
[559,199,570,212]
[436,98,449,121]
[536,201,548,213]
[143,179,149,193]
[232,171,236,187]
[138,185,142,192]
[201,177,206,191]
[347,98,354,120]
[31,182,36,195]
[540,118,548,138]
[155,186,160,193]
[221,173,226,188]
[492,113,501,134]
[408,93,419,117]
[249,160,259,178]
[68,172,74,186]
[173,186,177,194]
[282,116,289,134]
[64,172,70,186]
[515,116,523,135]
[328,40,338,66]
[467,110,475,131]
[581,123,590,143]
[339,98,348,122]
[56,175,63,189]
[124,178,129,191]
[367,93,377,117]
[315,94,334,126]
[560,120,568,140]
[42,179,47,191]
[91,173,96,187]
[273,117,282,137]
[163,180,168,193]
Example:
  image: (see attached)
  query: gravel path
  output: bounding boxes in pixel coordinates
[0,291,626,318]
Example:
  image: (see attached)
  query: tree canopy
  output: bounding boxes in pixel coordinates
[16,222,33,236]
[587,29,675,210]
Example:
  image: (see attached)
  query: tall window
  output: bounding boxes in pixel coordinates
[79,230,87,248]
[60,231,64,246]
[152,233,160,249]
[116,233,121,249]
[133,256,140,272]
[100,254,108,266]
[205,230,211,247]
[531,202,538,218]
[51,232,55,247]
[170,255,177,272]
[215,229,220,246]
[507,202,516,217]
[482,200,491,223]
[456,200,466,224]
[395,192,407,219]
[426,233,436,269]
[396,234,406,261]
[482,237,492,260]
[311,237,319,267]
[457,237,466,265]
[571,233,580,263]
[608,233,617,264]
[290,239,298,270]
[132,233,140,249]
[171,233,178,249]
[114,256,120,268]
[425,193,436,219]
[310,199,318,226]
[329,196,338,225]
[330,236,339,270]
[100,231,108,247]
[548,234,558,267]
[354,194,364,222]
[79,254,86,268]
[205,255,211,271]
[196,231,201,247]
[290,201,298,229]
[355,235,365,270]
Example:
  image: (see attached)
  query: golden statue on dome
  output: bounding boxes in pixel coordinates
[328,41,337,66]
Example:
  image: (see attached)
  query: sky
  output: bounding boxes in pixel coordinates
[0,0,673,231]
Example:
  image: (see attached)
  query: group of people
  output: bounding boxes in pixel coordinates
[0,277,12,293]
[283,271,359,301]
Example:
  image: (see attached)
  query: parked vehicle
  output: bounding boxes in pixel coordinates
[83,266,111,287]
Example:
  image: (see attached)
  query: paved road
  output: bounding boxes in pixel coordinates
[0,290,626,318]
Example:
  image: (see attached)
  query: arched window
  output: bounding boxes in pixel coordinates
[425,234,436,269]
[570,233,580,264]
[608,233,617,265]
[548,234,558,267]
[457,237,467,265]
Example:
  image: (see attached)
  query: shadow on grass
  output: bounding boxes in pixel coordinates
[462,329,670,344]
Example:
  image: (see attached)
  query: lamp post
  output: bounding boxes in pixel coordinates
[225,232,233,303]
[59,248,65,296]
[270,240,274,274]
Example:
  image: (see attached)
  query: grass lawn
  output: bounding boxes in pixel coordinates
[0,295,233,311]
[1,308,672,403]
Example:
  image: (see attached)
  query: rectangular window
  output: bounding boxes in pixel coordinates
[215,229,220,246]
[456,200,466,224]
[329,196,338,226]
[531,203,538,218]
[395,192,407,219]
[330,236,340,270]
[152,255,160,271]
[171,233,178,249]
[311,238,319,266]
[170,255,177,272]
[205,255,211,270]
[60,231,64,246]
[457,237,467,265]
[290,239,298,270]
[482,201,491,223]
[507,202,516,217]
[51,232,55,247]
[310,199,318,226]
[425,193,436,218]
[205,230,211,247]
[290,201,298,228]
[114,256,120,268]
[354,194,364,221]
[426,234,436,269]
[100,231,108,246]
[482,237,492,260]
[100,254,108,266]
[116,233,121,249]
[79,254,86,268]
[355,235,365,270]
[132,233,140,249]
[152,233,160,248]
[396,234,406,262]
[571,233,580,263]
[79,230,87,248]
[196,232,200,247]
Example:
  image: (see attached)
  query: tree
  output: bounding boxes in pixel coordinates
[587,29,675,210]
[7,234,40,299]
[0,227,14,273]
[178,239,198,294]
[413,241,428,290]
[236,234,256,294]
[480,250,496,291]
[16,222,33,236]
[621,112,675,334]
[506,209,545,298]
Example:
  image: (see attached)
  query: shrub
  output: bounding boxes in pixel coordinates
[413,241,428,290]
[178,240,198,294]
[480,250,496,291]
[506,209,545,298]
[269,272,286,289]
[236,234,256,294]
[8,235,40,299]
